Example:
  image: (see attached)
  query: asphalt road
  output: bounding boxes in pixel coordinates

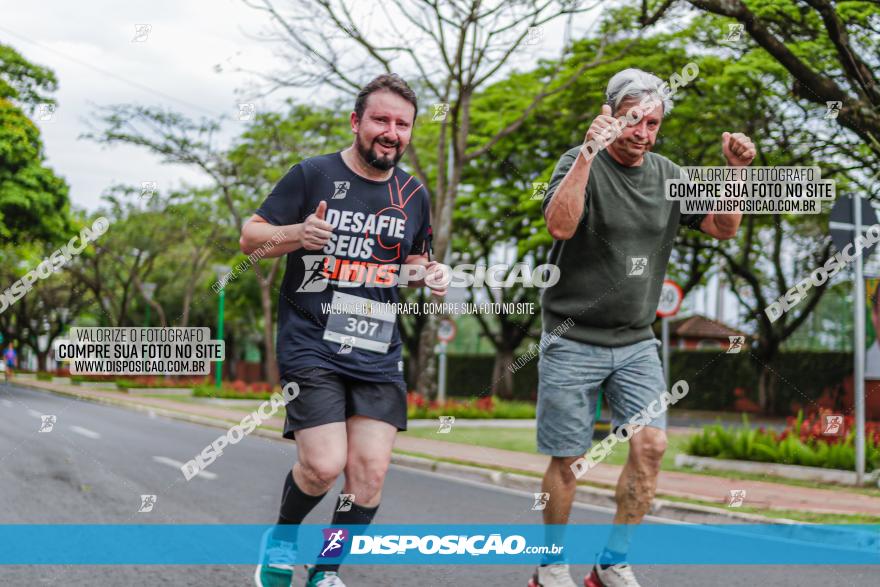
[0,381,873,586]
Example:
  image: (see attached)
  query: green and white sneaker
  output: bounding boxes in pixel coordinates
[254,528,297,587]
[306,569,346,586]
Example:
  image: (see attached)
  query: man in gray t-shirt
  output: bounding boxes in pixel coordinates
[530,69,755,587]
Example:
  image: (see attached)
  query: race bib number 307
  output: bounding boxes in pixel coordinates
[323,291,396,354]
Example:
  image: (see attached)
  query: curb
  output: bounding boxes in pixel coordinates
[675,453,880,488]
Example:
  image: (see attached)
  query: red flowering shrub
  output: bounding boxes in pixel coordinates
[406,392,534,419]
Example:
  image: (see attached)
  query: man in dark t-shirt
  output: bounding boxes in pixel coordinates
[242,74,445,587]
[256,151,432,385]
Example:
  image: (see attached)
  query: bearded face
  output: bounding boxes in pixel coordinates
[356,131,402,171]
[353,89,414,171]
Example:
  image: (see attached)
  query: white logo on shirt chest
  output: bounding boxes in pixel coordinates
[332,181,350,199]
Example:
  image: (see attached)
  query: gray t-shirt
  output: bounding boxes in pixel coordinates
[541,146,705,347]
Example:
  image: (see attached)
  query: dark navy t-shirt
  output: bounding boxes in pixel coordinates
[256,151,431,384]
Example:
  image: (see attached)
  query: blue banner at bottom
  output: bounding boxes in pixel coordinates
[0,524,877,565]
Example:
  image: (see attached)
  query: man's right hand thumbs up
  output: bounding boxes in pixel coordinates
[585,104,621,146]
[302,200,333,250]
[314,200,327,220]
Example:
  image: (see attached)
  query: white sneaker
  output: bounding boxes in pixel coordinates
[586,563,642,587]
[529,563,577,587]
[307,569,346,587]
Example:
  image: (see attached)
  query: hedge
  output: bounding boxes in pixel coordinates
[430,350,852,416]
[686,412,880,472]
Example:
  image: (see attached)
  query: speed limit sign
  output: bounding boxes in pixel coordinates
[437,319,457,343]
[656,279,683,318]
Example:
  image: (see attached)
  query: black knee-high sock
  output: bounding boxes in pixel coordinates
[273,470,326,543]
[312,496,379,574]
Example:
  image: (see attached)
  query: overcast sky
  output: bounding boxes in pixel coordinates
[1,0,292,212]
[0,0,592,215]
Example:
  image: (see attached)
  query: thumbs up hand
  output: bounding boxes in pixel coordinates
[581,104,625,161]
[424,261,449,297]
[302,200,334,250]
[314,200,327,220]
[586,104,624,144]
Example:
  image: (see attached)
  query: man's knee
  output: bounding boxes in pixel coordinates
[345,455,391,499]
[548,455,582,485]
[299,454,346,488]
[629,429,667,467]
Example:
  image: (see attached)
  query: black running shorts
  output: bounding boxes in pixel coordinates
[281,366,407,439]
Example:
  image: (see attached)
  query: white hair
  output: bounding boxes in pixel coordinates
[605,68,672,115]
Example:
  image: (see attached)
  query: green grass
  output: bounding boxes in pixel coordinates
[141,393,204,402]
[193,384,274,399]
[404,427,539,454]
[402,426,692,468]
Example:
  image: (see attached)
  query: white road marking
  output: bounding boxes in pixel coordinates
[1,399,13,407]
[152,456,217,480]
[70,425,101,439]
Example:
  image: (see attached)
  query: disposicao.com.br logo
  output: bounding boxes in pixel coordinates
[347,532,562,557]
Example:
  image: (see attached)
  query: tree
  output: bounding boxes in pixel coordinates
[642,0,880,169]
[0,221,93,371]
[0,43,70,242]
[15,274,88,372]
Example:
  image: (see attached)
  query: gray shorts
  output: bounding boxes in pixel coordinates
[536,334,666,457]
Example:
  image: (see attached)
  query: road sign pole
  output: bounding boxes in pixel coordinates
[662,316,670,390]
[216,288,225,389]
[657,279,682,391]
[854,192,866,485]
[437,341,447,404]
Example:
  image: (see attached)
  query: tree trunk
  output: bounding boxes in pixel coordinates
[754,336,781,415]
[225,330,236,380]
[400,292,426,390]
[757,365,779,416]
[406,352,420,391]
[147,298,167,327]
[37,350,48,373]
[180,286,193,327]
[490,347,515,399]
[259,284,279,385]
[415,314,438,397]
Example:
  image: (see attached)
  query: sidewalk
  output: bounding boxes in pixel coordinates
[14,379,880,518]
[409,418,697,436]
[397,436,880,516]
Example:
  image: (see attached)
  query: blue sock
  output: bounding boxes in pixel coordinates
[312,497,379,574]
[599,547,627,569]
